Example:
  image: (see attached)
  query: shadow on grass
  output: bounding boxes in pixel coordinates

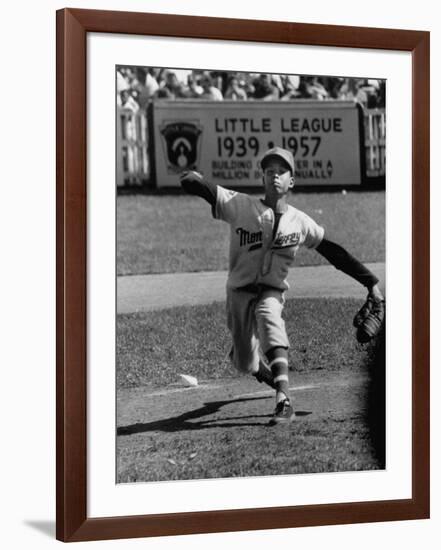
[118,395,311,434]
[117,395,271,434]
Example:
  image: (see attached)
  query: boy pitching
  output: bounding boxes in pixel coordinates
[180,147,384,425]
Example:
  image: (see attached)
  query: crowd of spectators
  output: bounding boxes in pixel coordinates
[117,66,385,112]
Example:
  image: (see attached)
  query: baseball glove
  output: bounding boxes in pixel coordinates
[353,296,385,343]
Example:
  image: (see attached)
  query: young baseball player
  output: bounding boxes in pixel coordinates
[180,147,384,425]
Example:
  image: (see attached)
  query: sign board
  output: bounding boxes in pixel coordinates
[152,100,362,187]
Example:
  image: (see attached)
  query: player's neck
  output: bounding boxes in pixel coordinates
[262,195,288,213]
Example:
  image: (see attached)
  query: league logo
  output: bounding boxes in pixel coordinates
[160,121,202,173]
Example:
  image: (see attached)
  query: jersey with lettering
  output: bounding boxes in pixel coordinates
[214,185,324,290]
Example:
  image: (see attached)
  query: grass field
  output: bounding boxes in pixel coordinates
[116,190,386,483]
[117,190,385,275]
[117,297,371,389]
[116,297,385,482]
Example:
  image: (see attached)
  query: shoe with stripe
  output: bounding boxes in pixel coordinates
[269,399,295,425]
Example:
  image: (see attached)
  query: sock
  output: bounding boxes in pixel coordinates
[252,347,276,388]
[266,347,290,403]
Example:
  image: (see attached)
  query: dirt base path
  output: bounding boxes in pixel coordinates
[118,262,385,313]
[117,369,383,482]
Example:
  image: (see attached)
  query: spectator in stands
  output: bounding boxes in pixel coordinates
[338,78,370,106]
[337,78,356,101]
[144,69,159,98]
[210,71,229,96]
[157,71,188,99]
[224,76,247,100]
[152,69,185,99]
[280,75,301,100]
[182,73,203,98]
[320,76,344,99]
[286,75,300,89]
[117,69,130,96]
[154,87,175,99]
[271,74,285,96]
[151,68,166,88]
[121,67,138,91]
[117,66,385,108]
[119,89,140,112]
[234,72,255,98]
[199,73,223,100]
[360,79,382,108]
[301,76,329,100]
[376,80,385,108]
[252,74,280,100]
[128,67,159,109]
[172,69,193,85]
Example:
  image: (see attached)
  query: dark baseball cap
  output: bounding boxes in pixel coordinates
[260,147,295,175]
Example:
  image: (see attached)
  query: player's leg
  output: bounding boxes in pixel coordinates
[255,289,294,424]
[255,346,277,389]
[226,288,260,375]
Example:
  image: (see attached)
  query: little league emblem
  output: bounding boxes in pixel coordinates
[160,121,202,173]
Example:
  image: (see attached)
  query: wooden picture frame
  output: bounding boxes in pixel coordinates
[56,8,430,542]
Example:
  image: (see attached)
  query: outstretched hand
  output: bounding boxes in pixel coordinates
[179,170,204,185]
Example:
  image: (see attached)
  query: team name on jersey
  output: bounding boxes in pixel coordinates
[236,227,263,247]
[273,232,301,247]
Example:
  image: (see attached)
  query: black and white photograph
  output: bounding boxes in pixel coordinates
[1,0,436,545]
[116,65,386,484]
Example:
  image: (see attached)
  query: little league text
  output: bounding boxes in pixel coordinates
[215,116,343,158]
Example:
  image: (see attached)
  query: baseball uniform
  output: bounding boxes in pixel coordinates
[214,185,324,373]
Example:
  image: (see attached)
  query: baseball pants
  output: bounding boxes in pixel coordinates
[226,286,290,374]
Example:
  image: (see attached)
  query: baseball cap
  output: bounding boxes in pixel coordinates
[260,147,295,175]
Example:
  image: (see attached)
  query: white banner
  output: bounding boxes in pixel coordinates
[153,100,362,187]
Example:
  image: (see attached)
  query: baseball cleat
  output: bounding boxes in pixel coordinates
[269,399,295,425]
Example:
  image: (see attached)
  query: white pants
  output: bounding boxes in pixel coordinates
[226,286,289,374]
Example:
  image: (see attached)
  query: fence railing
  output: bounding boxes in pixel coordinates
[116,106,385,188]
[116,109,150,187]
[364,108,386,178]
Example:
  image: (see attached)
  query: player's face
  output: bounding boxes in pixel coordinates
[262,159,294,197]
